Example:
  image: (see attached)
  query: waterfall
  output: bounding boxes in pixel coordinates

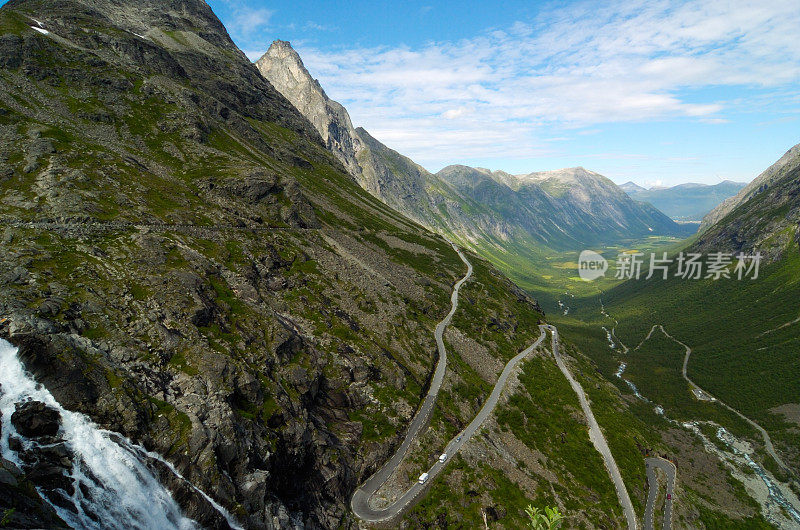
[0,338,241,530]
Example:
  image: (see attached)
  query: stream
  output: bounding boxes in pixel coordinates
[0,338,241,530]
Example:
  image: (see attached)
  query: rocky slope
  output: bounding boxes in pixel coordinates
[696,142,800,261]
[622,180,746,222]
[0,0,555,527]
[700,142,800,231]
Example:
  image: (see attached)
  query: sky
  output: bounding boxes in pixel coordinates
[196,2,795,186]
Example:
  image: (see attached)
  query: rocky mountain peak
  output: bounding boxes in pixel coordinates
[256,39,363,178]
[621,181,647,193]
[258,39,323,97]
[264,39,304,67]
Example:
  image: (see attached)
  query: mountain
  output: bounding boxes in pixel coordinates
[620,181,647,194]
[695,143,800,262]
[0,0,556,526]
[623,180,747,222]
[700,142,800,232]
[0,1,667,529]
[437,165,687,248]
[256,41,691,265]
[543,142,800,528]
[255,42,502,244]
[254,32,797,530]
[0,2,788,527]
[595,143,800,501]
[255,40,363,181]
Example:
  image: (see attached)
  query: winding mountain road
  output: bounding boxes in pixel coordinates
[350,243,470,522]
[644,457,675,530]
[350,246,549,523]
[545,325,638,530]
[351,254,640,526]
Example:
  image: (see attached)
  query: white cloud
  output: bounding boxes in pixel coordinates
[287,0,800,167]
[303,21,336,32]
[442,107,471,120]
[225,4,273,40]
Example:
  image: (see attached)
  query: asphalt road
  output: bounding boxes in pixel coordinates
[351,246,549,523]
[545,325,639,530]
[350,243,471,522]
[644,457,676,530]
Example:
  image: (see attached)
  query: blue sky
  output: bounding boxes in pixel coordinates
[203,0,800,187]
[109,1,800,186]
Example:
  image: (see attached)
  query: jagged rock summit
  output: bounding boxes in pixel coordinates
[256,40,363,179]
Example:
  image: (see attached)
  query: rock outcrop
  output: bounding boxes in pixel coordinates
[256,40,363,181]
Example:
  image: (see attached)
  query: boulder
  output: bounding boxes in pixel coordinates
[11,401,61,438]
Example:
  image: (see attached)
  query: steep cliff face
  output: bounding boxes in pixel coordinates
[255,40,363,182]
[0,1,549,528]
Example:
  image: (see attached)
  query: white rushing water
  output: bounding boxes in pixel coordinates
[0,338,238,530]
[613,361,645,400]
[602,326,615,349]
[715,427,800,526]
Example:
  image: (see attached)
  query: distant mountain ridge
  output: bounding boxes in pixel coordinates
[436,165,685,248]
[623,180,747,222]
[256,40,691,251]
